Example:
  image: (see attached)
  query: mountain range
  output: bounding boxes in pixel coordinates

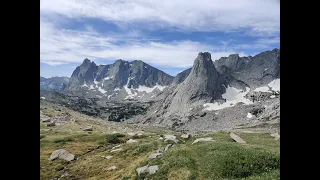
[40,48,280,132]
[40,76,69,91]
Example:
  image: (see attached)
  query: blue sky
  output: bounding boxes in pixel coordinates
[40,0,279,78]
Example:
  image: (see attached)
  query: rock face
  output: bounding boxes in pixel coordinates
[40,76,69,91]
[169,52,224,111]
[49,149,75,161]
[171,68,192,85]
[214,48,280,89]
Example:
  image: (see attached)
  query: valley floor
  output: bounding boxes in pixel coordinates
[40,102,280,180]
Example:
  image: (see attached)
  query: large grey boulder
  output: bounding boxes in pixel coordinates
[230,133,246,144]
[49,149,75,161]
[136,165,159,175]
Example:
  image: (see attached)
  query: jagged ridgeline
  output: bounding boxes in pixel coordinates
[40,49,279,132]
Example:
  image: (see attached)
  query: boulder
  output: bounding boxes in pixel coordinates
[49,149,75,161]
[83,126,93,131]
[164,135,178,143]
[149,153,162,159]
[110,148,122,153]
[42,118,51,123]
[164,144,173,151]
[181,134,191,139]
[270,132,280,140]
[192,137,215,144]
[105,156,113,160]
[106,166,117,171]
[136,165,159,175]
[230,133,246,144]
[126,139,138,143]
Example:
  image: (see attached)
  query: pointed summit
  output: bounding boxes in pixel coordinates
[164,52,224,114]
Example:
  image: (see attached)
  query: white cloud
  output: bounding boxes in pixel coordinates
[40,0,279,69]
[40,0,279,36]
[40,19,249,67]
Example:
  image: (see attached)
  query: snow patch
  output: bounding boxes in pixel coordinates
[270,95,276,99]
[254,86,271,93]
[136,84,166,93]
[94,79,99,84]
[114,88,120,91]
[89,85,95,90]
[82,81,89,88]
[124,78,137,99]
[247,113,253,118]
[203,86,253,111]
[268,79,280,91]
[253,78,280,92]
[104,76,113,81]
[97,87,107,94]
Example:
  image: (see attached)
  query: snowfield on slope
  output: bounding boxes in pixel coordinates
[203,86,253,111]
[253,78,280,92]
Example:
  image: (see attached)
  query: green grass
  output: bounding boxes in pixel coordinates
[54,137,74,143]
[41,126,279,180]
[135,132,280,180]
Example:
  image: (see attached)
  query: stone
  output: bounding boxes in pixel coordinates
[192,137,215,144]
[110,148,122,153]
[112,145,121,149]
[270,132,280,140]
[230,133,246,144]
[149,153,162,159]
[49,149,75,161]
[106,166,117,171]
[83,126,93,131]
[164,135,178,143]
[147,165,159,175]
[126,139,138,143]
[42,118,51,123]
[46,122,55,127]
[136,165,148,176]
[105,156,113,160]
[127,132,136,136]
[136,165,159,175]
[181,134,191,139]
[164,144,173,151]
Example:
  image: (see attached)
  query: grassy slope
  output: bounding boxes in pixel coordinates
[40,104,280,180]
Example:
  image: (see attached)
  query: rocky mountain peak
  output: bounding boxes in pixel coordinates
[161,52,224,115]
